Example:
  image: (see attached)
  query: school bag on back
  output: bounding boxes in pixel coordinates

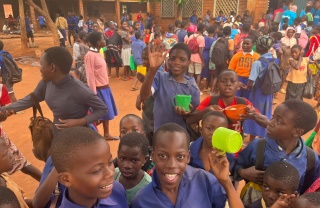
[0,52,22,84]
[211,37,229,66]
[298,30,308,49]
[187,34,200,53]
[258,57,282,95]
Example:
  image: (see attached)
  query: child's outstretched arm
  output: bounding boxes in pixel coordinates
[209,149,244,208]
[240,105,269,128]
[140,45,167,100]
[33,168,59,208]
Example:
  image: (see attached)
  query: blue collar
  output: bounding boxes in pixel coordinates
[61,188,117,208]
[190,137,205,169]
[266,136,304,158]
[167,73,198,89]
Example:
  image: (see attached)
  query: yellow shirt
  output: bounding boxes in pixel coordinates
[287,57,309,84]
[55,17,68,29]
[1,173,28,208]
[228,51,260,78]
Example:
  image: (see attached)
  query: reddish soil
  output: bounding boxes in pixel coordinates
[2,36,317,199]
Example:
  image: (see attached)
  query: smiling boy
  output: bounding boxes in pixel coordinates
[50,127,127,208]
[131,123,227,207]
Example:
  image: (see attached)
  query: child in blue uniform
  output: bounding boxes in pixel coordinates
[235,99,320,194]
[50,127,128,208]
[131,123,227,208]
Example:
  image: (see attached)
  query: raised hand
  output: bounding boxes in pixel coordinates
[148,43,167,72]
[208,149,230,184]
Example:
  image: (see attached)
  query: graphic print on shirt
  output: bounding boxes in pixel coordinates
[237,57,257,68]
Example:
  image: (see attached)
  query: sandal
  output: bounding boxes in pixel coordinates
[122,77,128,81]
[131,87,139,91]
[116,76,122,80]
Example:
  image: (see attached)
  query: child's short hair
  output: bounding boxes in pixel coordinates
[218,69,238,80]
[87,31,102,47]
[153,123,190,149]
[0,186,20,207]
[202,111,228,124]
[73,33,79,41]
[169,43,191,60]
[44,47,73,74]
[175,20,181,27]
[120,114,144,129]
[264,161,299,192]
[282,23,288,30]
[223,26,231,36]
[282,99,317,134]
[300,192,320,206]
[0,40,4,51]
[273,32,283,40]
[119,132,149,156]
[207,26,216,34]
[291,44,302,51]
[244,35,256,44]
[168,24,175,31]
[135,32,142,40]
[51,127,105,172]
[242,24,251,32]
[78,31,87,40]
[181,21,188,28]
[197,23,205,32]
[283,17,289,23]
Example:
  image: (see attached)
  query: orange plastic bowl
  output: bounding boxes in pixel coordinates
[224,104,247,121]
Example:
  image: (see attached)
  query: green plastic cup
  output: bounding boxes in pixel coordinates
[172,95,192,111]
[212,127,242,153]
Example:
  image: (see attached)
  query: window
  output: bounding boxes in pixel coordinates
[214,0,239,17]
[87,4,99,17]
[182,0,202,18]
[161,0,175,18]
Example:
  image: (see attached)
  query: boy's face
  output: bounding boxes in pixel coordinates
[267,104,302,141]
[262,175,297,207]
[60,140,114,204]
[117,145,147,179]
[201,116,228,148]
[218,71,239,98]
[287,29,294,38]
[93,24,99,31]
[0,139,14,173]
[120,117,144,139]
[291,48,301,60]
[40,53,55,82]
[242,39,254,52]
[291,197,318,208]
[151,132,190,191]
[168,49,191,77]
[135,23,141,31]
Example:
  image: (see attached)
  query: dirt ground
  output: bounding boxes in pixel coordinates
[1,36,317,199]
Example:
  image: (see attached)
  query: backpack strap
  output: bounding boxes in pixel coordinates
[255,138,266,171]
[209,95,220,106]
[30,92,44,118]
[235,96,246,105]
[306,147,316,172]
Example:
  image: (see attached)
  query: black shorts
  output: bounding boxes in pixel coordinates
[40,25,47,29]
[27,31,34,38]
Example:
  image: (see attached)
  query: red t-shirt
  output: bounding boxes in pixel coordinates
[197,96,259,133]
[137,14,142,22]
[0,85,11,134]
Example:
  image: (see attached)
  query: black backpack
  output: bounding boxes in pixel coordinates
[211,37,229,66]
[0,52,22,84]
[258,57,281,95]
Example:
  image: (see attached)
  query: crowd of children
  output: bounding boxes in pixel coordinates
[2,1,320,207]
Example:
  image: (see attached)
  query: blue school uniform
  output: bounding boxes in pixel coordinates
[201,36,217,79]
[244,53,275,138]
[151,71,200,131]
[131,165,227,208]
[314,10,320,26]
[60,182,128,208]
[178,29,187,43]
[131,39,146,65]
[234,136,320,193]
[189,137,235,172]
[37,156,65,208]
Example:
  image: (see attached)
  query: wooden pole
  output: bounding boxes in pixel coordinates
[19,0,28,49]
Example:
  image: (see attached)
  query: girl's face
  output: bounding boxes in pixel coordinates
[242,39,254,52]
[98,35,106,48]
[287,29,295,38]
[122,22,128,30]
[168,49,191,77]
[119,117,145,139]
[93,24,99,32]
[291,48,301,60]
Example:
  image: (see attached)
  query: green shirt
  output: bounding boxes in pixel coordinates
[114,167,152,204]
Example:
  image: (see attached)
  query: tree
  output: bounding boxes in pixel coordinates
[24,0,60,46]
[18,0,28,49]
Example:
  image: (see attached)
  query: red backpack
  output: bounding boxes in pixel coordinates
[187,34,200,53]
